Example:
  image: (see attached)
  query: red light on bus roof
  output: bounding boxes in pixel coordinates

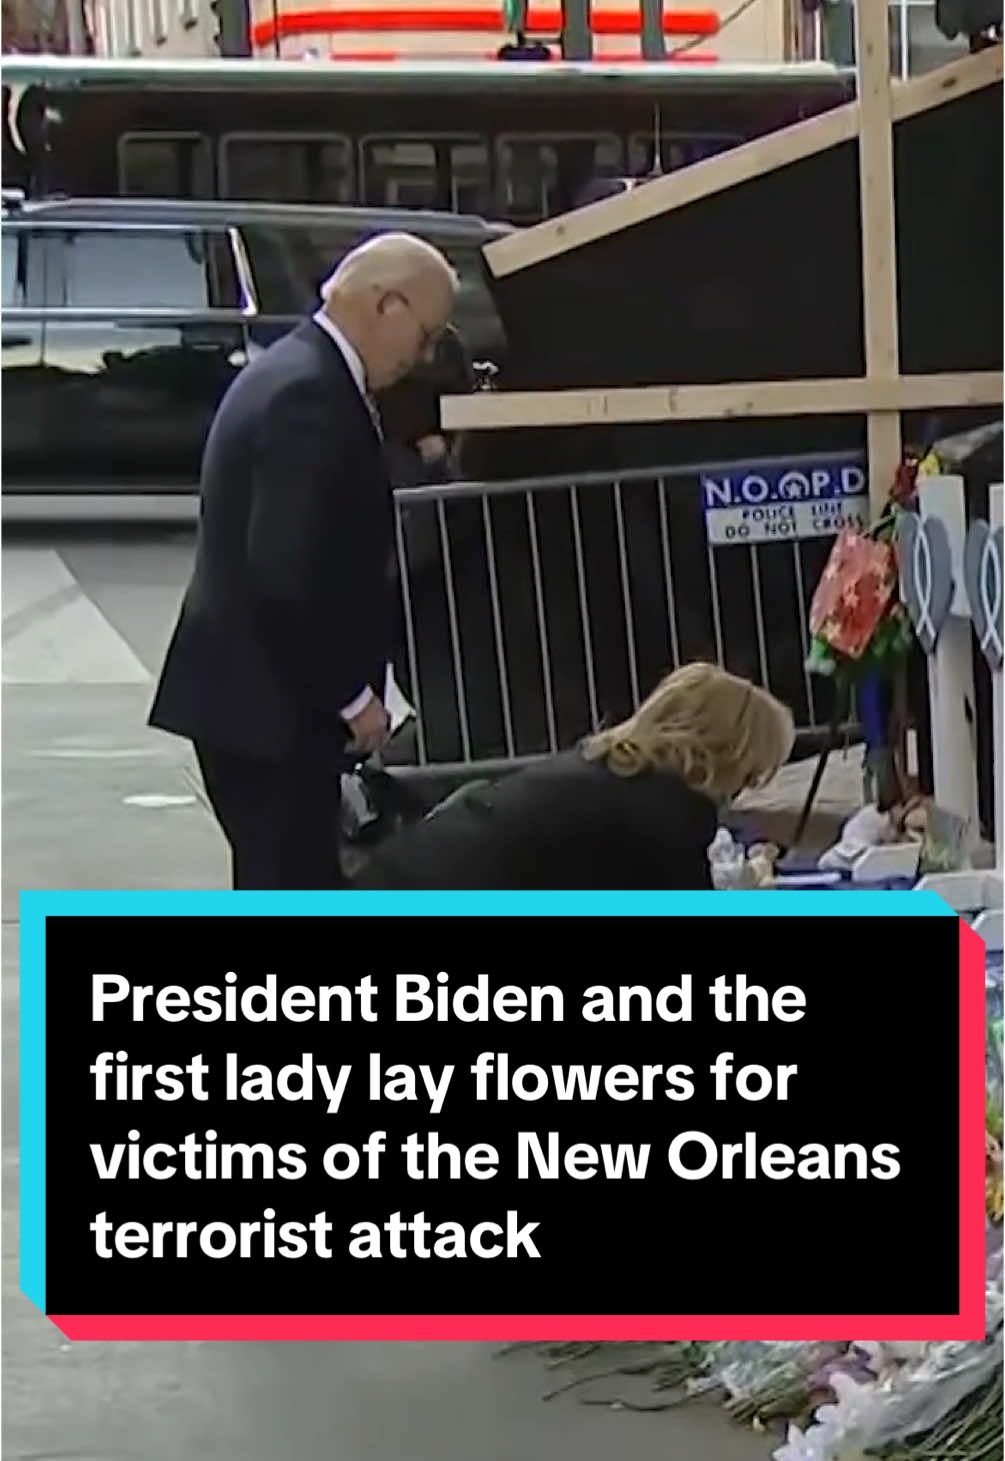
[321,47,721,61]
[252,7,719,45]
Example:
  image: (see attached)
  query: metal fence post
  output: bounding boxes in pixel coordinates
[640,0,665,60]
[561,0,593,60]
[67,0,89,54]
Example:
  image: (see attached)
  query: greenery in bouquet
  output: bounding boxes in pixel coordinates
[496,1340,710,1405]
[806,602,914,686]
[706,1341,863,1430]
[987,1098,1003,1223]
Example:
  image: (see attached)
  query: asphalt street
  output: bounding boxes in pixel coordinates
[2,517,775,1461]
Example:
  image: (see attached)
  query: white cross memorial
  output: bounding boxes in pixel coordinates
[898,477,1003,948]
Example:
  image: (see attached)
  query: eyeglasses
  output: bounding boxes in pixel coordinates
[390,291,444,354]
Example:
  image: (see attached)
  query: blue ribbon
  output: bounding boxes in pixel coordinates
[858,672,887,751]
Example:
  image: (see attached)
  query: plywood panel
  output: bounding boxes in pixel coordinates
[483,45,1003,279]
[470,81,1001,397]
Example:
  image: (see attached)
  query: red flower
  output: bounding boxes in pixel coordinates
[891,458,920,506]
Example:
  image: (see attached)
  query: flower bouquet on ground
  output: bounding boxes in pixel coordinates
[691,1342,861,1430]
[503,963,1003,1459]
[769,972,1003,1461]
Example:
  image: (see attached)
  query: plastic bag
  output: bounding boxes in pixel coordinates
[707,828,778,890]
[809,529,897,661]
[704,1340,841,1413]
[707,828,747,890]
[855,1335,1001,1449]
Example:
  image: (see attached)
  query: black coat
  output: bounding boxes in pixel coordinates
[352,750,719,890]
[148,320,394,762]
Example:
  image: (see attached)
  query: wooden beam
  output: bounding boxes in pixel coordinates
[441,371,1003,431]
[892,40,1003,123]
[855,0,901,511]
[482,45,1002,281]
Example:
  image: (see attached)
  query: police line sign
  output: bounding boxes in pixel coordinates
[701,460,869,546]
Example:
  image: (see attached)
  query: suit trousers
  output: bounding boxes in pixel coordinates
[194,742,345,890]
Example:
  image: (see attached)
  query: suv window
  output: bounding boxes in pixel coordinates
[282,223,369,296]
[47,227,241,310]
[241,224,320,315]
[2,233,23,306]
[445,243,507,358]
[273,224,506,358]
[237,220,507,360]
[2,229,45,307]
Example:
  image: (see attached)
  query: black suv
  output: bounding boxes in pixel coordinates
[2,193,511,495]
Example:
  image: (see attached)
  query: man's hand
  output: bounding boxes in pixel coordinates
[346,696,390,755]
[417,433,448,465]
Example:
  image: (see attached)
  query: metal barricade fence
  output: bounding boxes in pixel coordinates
[385,451,866,779]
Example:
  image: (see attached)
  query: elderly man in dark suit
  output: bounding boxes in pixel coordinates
[149,233,458,890]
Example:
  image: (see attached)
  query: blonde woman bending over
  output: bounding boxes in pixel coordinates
[352,663,795,891]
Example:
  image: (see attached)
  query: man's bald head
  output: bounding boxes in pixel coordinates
[321,231,458,301]
[320,233,459,391]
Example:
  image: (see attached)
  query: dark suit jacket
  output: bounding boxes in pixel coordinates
[148,320,394,762]
[352,750,719,890]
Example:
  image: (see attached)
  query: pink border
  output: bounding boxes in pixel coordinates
[956,920,987,1339]
[50,918,989,1344]
[50,1308,985,1341]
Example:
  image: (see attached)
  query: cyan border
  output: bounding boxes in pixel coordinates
[17,887,952,1317]
[20,895,46,1313]
[20,888,953,921]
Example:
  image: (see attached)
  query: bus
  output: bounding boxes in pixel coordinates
[3,55,855,224]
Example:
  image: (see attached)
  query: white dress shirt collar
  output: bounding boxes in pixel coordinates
[312,309,367,400]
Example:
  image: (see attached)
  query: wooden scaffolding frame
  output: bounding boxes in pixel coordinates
[441,16,1003,511]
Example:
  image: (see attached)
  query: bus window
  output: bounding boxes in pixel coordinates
[220,134,354,204]
[627,132,739,176]
[118,133,214,198]
[495,134,623,222]
[360,136,491,215]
